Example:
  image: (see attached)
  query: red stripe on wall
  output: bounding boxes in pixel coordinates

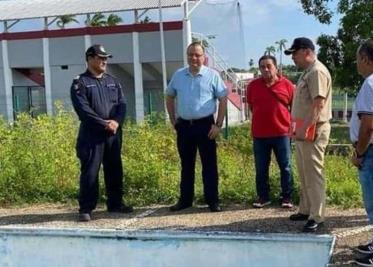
[0,21,183,40]
[15,68,45,86]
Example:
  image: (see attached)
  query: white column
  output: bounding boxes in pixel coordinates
[132,32,144,123]
[134,10,139,23]
[42,38,53,115]
[182,2,192,66]
[158,0,167,94]
[1,40,14,123]
[343,93,348,123]
[85,14,92,50]
[84,35,91,50]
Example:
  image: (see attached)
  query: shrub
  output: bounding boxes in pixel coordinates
[123,118,179,205]
[0,111,362,208]
[0,106,79,204]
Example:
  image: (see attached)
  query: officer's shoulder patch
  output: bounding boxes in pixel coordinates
[73,76,81,84]
[72,76,81,90]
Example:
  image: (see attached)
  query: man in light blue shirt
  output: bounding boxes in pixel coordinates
[166,42,228,212]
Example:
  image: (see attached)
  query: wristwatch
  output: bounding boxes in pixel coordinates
[215,122,223,128]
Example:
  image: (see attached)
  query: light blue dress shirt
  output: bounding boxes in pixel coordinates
[166,65,228,120]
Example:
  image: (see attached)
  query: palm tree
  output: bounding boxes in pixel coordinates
[249,58,254,68]
[106,14,123,26]
[264,46,276,56]
[86,13,106,27]
[139,16,151,24]
[56,15,78,29]
[275,39,287,74]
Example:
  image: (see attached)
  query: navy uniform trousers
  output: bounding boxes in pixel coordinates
[77,132,123,213]
[175,115,219,205]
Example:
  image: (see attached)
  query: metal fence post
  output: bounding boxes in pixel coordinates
[224,108,228,139]
[343,93,348,123]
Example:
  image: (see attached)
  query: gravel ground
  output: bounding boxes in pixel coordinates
[0,203,371,266]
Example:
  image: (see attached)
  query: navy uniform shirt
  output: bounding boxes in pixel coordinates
[70,70,126,141]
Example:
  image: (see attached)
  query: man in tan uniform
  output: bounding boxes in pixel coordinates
[285,37,332,232]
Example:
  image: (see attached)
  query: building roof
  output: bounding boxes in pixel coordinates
[0,0,187,21]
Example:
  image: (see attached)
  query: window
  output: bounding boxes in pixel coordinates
[12,86,47,119]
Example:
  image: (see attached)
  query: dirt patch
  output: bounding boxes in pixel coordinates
[0,203,371,265]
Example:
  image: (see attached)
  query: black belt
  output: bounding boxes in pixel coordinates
[178,115,214,125]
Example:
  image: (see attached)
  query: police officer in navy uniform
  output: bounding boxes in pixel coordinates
[71,44,133,222]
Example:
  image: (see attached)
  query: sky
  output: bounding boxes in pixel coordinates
[0,0,341,69]
[189,0,341,68]
[136,0,341,68]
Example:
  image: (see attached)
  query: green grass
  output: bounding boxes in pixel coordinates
[0,110,362,208]
[332,94,354,110]
[329,122,350,144]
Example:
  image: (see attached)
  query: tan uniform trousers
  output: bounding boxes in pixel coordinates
[295,122,331,223]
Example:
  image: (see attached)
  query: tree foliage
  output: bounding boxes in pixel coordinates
[56,15,78,29]
[275,39,288,74]
[140,16,151,24]
[86,13,107,27]
[300,0,334,24]
[264,46,276,56]
[106,14,123,26]
[300,0,373,94]
[248,58,254,67]
[85,13,123,27]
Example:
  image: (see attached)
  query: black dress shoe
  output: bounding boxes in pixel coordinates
[302,219,324,232]
[289,213,309,221]
[78,212,91,222]
[169,202,192,211]
[107,204,134,213]
[209,203,222,212]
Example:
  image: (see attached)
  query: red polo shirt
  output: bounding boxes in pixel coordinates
[246,76,294,138]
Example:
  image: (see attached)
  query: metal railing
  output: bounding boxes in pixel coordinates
[192,32,247,121]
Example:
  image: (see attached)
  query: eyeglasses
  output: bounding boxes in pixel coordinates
[187,53,204,58]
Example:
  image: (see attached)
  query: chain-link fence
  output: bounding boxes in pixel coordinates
[332,93,354,122]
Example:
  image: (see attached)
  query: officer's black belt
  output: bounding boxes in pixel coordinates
[178,115,214,125]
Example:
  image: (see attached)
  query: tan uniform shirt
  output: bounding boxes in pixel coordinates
[291,60,332,122]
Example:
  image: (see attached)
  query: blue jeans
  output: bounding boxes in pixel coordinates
[359,145,373,225]
[253,136,293,200]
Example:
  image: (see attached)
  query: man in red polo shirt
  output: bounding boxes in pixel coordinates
[246,55,294,208]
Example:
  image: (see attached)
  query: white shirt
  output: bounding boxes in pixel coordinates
[349,73,373,143]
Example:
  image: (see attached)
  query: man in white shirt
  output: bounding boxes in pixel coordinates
[349,38,373,267]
